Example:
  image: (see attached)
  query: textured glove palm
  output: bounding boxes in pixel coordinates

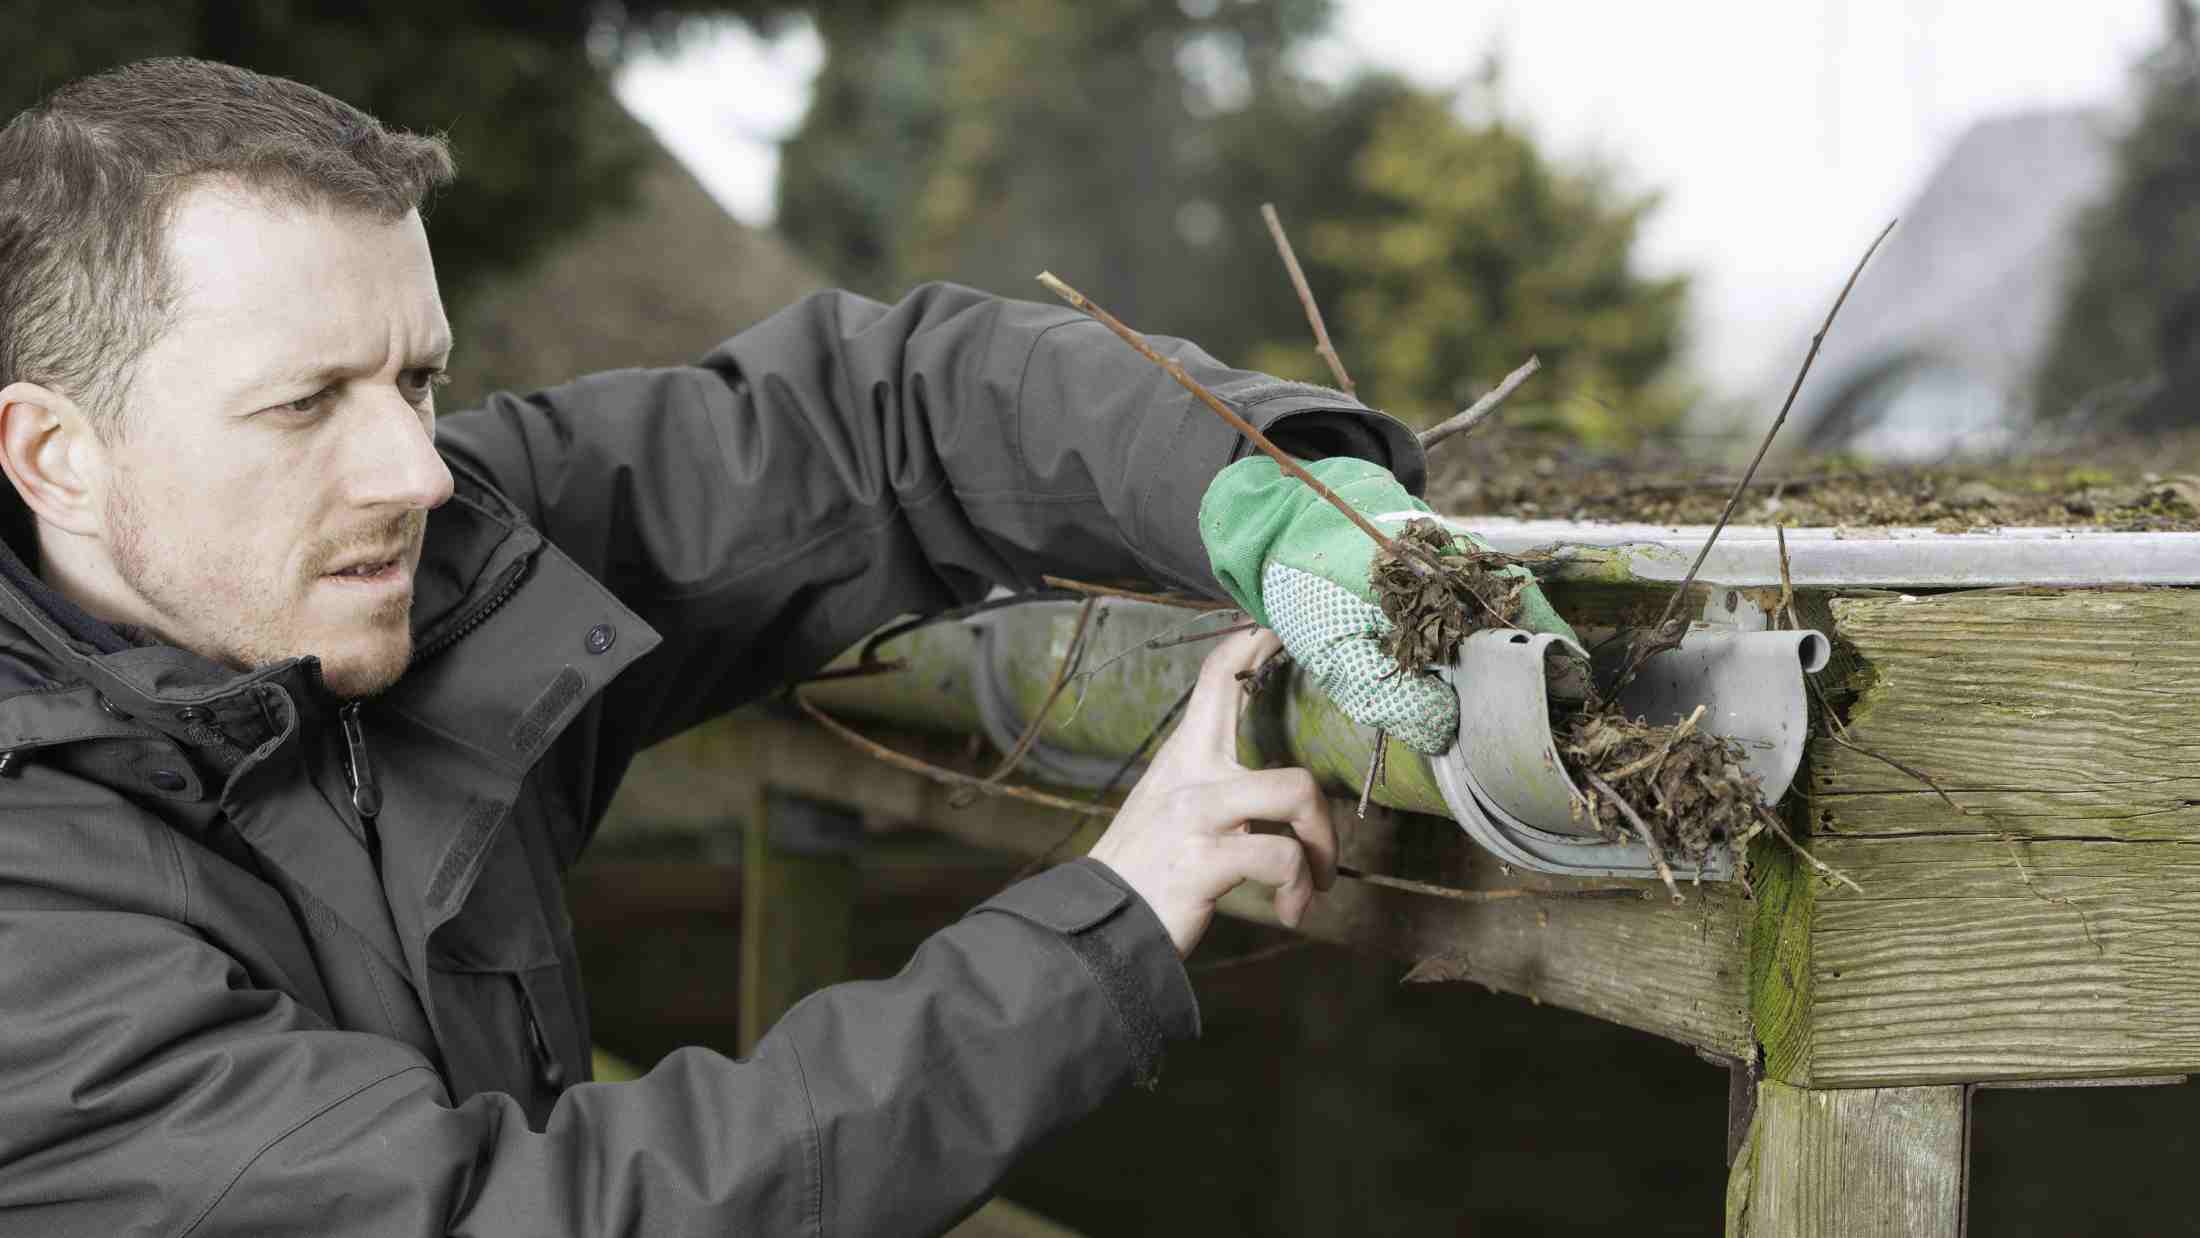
[1200,455,1577,754]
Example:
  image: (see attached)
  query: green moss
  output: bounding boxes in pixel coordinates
[1748,833,1814,1083]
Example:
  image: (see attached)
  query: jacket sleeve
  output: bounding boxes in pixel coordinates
[433,282,1425,753]
[0,861,1193,1237]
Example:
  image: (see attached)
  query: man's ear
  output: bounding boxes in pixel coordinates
[0,382,106,538]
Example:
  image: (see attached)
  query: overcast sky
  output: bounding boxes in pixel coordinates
[614,2,2170,403]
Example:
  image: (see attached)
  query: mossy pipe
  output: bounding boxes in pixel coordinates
[801,598,1450,817]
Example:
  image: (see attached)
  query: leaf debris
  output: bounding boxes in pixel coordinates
[1371,517,1529,671]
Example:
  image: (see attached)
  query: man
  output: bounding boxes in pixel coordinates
[0,59,1557,1235]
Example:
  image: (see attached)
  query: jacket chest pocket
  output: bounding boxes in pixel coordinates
[425,810,588,1128]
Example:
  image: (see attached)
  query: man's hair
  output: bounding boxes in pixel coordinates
[0,58,456,436]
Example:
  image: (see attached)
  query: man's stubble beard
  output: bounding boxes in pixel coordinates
[106,478,421,698]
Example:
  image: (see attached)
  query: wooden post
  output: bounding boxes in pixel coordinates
[1726,1080,1969,1238]
[738,788,862,1054]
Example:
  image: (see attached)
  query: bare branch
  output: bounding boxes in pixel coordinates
[1582,769,1684,904]
[795,691,1115,818]
[1419,355,1543,450]
[1260,203,1354,395]
[1037,271,1431,576]
[1617,218,1897,692]
[1040,575,1235,611]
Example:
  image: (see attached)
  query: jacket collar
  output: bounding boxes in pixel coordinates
[0,457,659,786]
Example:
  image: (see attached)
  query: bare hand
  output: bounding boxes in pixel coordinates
[1086,628,1337,957]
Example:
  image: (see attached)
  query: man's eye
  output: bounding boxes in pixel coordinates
[401,368,450,405]
[281,386,337,415]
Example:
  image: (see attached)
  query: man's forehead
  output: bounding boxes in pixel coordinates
[158,184,450,387]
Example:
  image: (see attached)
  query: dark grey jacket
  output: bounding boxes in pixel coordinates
[0,284,1420,1236]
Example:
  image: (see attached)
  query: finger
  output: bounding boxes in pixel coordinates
[1175,627,1276,756]
[1212,832,1315,927]
[1180,767,1336,891]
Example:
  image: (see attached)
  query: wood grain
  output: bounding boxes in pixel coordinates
[603,715,1757,1058]
[1784,835,2200,1087]
[1728,1080,1967,1238]
[1812,590,2200,839]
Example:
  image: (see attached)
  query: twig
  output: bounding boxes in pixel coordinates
[1260,203,1353,395]
[2003,833,2105,957]
[1357,729,1386,819]
[852,589,1082,671]
[1037,272,1433,577]
[1336,864,1644,902]
[1236,645,1293,695]
[1617,219,1897,691]
[1040,575,1235,611]
[1775,525,1970,816]
[1141,619,1257,650]
[960,598,1099,801]
[1014,679,1198,880]
[796,658,909,685]
[794,691,1115,818]
[1751,804,1865,894]
[1582,769,1684,904]
[1419,356,1543,450]
[1070,612,1250,695]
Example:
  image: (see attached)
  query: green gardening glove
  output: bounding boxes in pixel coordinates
[1199,455,1578,754]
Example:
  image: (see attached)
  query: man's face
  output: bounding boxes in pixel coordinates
[95,185,455,697]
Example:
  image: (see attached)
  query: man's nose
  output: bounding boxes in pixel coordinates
[348,388,454,512]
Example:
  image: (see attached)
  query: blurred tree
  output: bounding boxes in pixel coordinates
[3,0,845,316]
[2036,0,2200,427]
[1291,82,1690,439]
[779,0,1687,442]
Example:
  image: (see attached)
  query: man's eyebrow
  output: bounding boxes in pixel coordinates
[257,340,454,391]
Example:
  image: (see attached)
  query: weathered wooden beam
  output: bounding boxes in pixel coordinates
[598,714,1754,1058]
[1757,834,2200,1086]
[1725,1080,1968,1238]
[1811,590,2200,838]
[738,789,861,1053]
[1757,588,2200,1087]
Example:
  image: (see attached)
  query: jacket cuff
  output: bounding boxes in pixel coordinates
[1225,380,1428,497]
[971,858,1200,1085]
[1147,378,1425,597]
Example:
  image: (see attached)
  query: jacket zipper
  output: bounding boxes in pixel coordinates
[411,557,529,665]
[519,978,569,1092]
[339,702,382,866]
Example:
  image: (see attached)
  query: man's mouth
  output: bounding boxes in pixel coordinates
[324,557,403,583]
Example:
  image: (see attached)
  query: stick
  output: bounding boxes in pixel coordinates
[1036,272,1430,576]
[1619,218,1897,688]
[968,598,1098,794]
[1336,864,1644,903]
[1072,612,1250,689]
[796,658,909,685]
[795,691,1115,818]
[1777,526,1974,817]
[1418,356,1542,450]
[1582,769,1684,904]
[1039,575,1236,612]
[1752,804,1865,894]
[1260,203,1354,395]
[1014,679,1198,880]
[1357,729,1386,819]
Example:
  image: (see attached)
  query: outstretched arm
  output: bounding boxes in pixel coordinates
[435,282,1423,751]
